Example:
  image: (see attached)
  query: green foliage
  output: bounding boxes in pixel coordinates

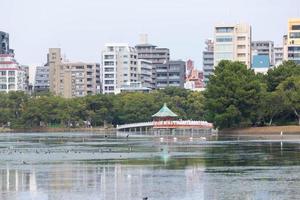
[204,61,265,129]
[265,61,300,92]
[0,87,206,129]
[277,76,300,125]
[204,60,300,129]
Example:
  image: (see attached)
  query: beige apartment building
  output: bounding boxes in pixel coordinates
[214,23,252,68]
[49,48,100,98]
[283,18,300,64]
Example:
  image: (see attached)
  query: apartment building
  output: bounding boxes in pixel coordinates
[0,31,25,92]
[101,43,139,94]
[135,34,170,88]
[274,46,284,66]
[34,65,49,92]
[251,41,274,66]
[0,31,14,55]
[214,23,252,67]
[284,18,300,64]
[0,54,26,92]
[156,60,186,89]
[137,59,153,89]
[49,48,101,98]
[203,39,214,85]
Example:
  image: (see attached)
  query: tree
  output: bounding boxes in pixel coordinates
[265,61,300,92]
[204,60,265,129]
[278,76,300,125]
[259,91,285,126]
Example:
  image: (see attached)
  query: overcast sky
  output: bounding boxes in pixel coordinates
[1,0,299,69]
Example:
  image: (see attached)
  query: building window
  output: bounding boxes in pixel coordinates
[105,80,114,84]
[104,55,114,59]
[237,45,246,49]
[104,61,114,66]
[0,71,6,76]
[292,25,300,30]
[104,68,114,72]
[104,74,114,78]
[290,32,300,39]
[8,84,15,89]
[216,27,234,33]
[8,71,15,76]
[8,77,15,83]
[237,36,246,41]
[0,84,7,89]
[216,36,233,42]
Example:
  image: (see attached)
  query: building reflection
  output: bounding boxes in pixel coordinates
[0,162,207,200]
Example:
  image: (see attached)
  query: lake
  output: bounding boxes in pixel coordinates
[0,132,300,200]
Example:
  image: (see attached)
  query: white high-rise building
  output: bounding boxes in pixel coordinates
[101,44,139,94]
[0,54,26,93]
[274,46,284,66]
[214,23,252,68]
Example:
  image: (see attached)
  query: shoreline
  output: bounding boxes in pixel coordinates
[0,127,116,134]
[220,125,300,135]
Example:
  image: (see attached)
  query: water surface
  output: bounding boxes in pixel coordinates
[0,132,300,200]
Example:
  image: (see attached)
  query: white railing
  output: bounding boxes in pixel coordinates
[116,121,153,130]
[116,120,213,130]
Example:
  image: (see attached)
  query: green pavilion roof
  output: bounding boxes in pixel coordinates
[152,103,178,118]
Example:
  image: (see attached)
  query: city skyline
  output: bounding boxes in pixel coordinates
[1,0,299,69]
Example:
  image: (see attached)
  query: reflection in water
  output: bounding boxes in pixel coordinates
[1,133,300,199]
[0,163,205,200]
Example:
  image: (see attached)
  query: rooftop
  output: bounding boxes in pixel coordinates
[152,103,178,118]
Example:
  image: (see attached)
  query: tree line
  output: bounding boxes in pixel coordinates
[0,87,204,129]
[204,60,300,129]
[1,60,299,130]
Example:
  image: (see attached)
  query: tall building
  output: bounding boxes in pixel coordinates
[0,55,26,92]
[0,31,14,55]
[135,34,170,88]
[274,46,284,66]
[34,65,49,92]
[101,44,139,94]
[203,39,214,85]
[0,31,25,93]
[49,48,101,98]
[284,18,300,64]
[214,23,252,67]
[137,59,153,89]
[251,41,274,66]
[20,65,31,92]
[156,60,186,89]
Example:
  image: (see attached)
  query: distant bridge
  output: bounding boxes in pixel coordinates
[116,120,214,134]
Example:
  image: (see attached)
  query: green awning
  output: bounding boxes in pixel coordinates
[152,103,178,118]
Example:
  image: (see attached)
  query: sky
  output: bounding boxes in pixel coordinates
[1,0,299,73]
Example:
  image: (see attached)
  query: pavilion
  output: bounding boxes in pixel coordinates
[152,103,178,121]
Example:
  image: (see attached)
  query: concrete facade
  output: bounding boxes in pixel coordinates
[214,23,252,68]
[251,41,274,66]
[274,46,284,66]
[156,60,186,89]
[203,39,214,85]
[34,65,49,92]
[101,44,139,94]
[137,59,153,89]
[0,31,14,55]
[0,54,26,92]
[284,18,300,64]
[135,35,170,88]
[49,48,101,98]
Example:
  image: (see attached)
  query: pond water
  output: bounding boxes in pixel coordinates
[0,132,300,200]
